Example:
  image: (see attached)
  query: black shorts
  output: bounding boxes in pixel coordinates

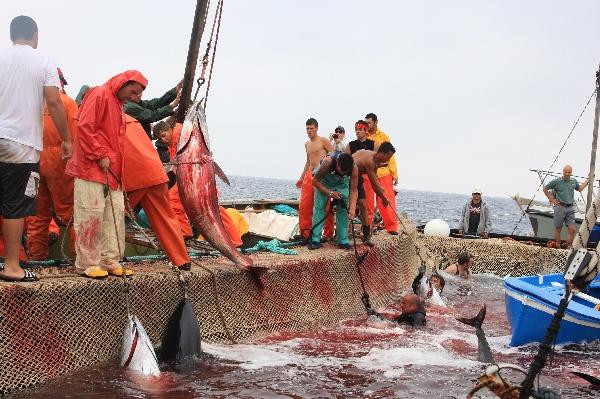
[357,174,366,200]
[0,161,39,218]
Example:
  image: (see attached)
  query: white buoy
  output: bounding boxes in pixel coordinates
[424,219,450,237]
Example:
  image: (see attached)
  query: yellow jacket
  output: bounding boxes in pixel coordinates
[368,128,398,179]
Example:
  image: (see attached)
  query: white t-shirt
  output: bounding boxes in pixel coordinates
[0,44,60,153]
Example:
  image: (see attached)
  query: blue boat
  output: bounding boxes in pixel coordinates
[504,273,600,346]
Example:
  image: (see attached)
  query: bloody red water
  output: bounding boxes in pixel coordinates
[6,273,600,398]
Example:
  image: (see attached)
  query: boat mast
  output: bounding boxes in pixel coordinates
[587,63,600,211]
[177,0,211,124]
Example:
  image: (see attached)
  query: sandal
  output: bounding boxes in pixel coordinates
[0,269,39,282]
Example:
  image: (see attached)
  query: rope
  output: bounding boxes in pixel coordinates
[295,198,339,245]
[349,216,373,313]
[203,0,224,109]
[105,170,133,317]
[519,293,573,398]
[246,239,298,255]
[510,88,598,235]
[60,215,75,266]
[190,258,237,344]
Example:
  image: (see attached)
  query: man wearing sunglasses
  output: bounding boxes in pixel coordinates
[459,188,491,238]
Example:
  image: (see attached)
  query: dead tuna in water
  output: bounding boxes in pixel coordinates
[455,302,496,364]
[176,102,268,281]
[120,315,160,376]
[161,297,201,362]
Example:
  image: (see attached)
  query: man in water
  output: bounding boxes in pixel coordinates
[365,113,399,235]
[412,266,446,298]
[444,252,474,276]
[394,293,426,327]
[345,120,379,240]
[351,142,395,245]
[543,165,589,248]
[0,16,73,282]
[296,118,334,240]
[308,152,358,250]
[458,188,492,238]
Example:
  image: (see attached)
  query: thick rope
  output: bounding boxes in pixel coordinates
[60,215,75,266]
[190,258,237,344]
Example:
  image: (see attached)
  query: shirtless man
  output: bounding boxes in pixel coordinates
[351,142,396,245]
[346,120,380,244]
[296,118,334,239]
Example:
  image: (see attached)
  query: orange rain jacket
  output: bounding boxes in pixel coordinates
[41,93,79,177]
[123,115,168,190]
[66,70,148,190]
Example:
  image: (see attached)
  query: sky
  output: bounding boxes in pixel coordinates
[3,1,600,199]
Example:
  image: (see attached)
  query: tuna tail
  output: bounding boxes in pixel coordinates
[572,371,600,386]
[161,298,201,362]
[456,303,496,364]
[456,302,486,328]
[243,264,269,290]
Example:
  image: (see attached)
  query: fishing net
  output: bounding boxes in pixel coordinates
[0,218,418,394]
[0,219,571,393]
[417,235,568,277]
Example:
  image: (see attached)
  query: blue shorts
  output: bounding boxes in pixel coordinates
[553,205,575,228]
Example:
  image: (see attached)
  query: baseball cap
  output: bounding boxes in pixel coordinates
[334,126,345,133]
[472,188,482,194]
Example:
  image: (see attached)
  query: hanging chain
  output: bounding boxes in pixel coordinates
[203,0,224,109]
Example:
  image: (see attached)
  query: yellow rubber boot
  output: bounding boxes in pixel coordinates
[84,267,109,279]
[108,267,133,276]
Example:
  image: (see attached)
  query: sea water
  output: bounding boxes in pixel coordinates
[218,175,535,236]
[8,176,598,398]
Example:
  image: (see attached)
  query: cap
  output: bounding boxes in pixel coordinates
[334,126,345,133]
[472,188,482,194]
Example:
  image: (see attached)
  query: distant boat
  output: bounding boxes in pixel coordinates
[504,273,600,346]
[512,170,600,243]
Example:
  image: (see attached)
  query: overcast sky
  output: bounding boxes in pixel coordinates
[3,1,600,199]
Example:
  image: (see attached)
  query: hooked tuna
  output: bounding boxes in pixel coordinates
[176,102,267,280]
[120,315,160,376]
[161,297,201,361]
[455,303,496,364]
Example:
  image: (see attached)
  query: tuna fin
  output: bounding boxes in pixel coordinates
[456,302,486,328]
[456,303,495,363]
[245,266,269,290]
[572,371,600,386]
[213,161,230,185]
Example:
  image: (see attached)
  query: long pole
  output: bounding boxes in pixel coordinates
[586,64,600,211]
[177,0,211,124]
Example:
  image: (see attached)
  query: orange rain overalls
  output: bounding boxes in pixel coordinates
[299,170,334,239]
[27,92,78,260]
[123,115,190,267]
[367,128,398,232]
